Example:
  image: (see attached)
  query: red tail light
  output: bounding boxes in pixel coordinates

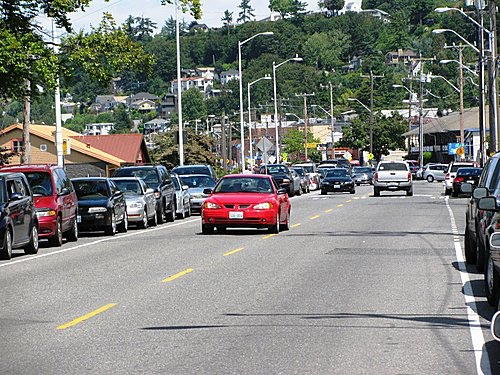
[374,172,378,182]
[445,173,451,180]
[407,172,411,181]
[454,177,465,183]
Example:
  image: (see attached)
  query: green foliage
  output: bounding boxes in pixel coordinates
[303,30,350,71]
[64,113,97,133]
[318,0,344,15]
[282,129,320,162]
[112,106,133,134]
[268,0,307,19]
[238,0,255,23]
[182,88,207,123]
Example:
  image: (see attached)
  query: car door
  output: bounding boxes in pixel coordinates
[140,179,155,217]
[272,177,288,218]
[55,168,75,232]
[160,167,175,209]
[109,180,126,221]
[8,177,30,245]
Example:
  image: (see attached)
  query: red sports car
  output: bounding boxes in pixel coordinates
[201,174,291,234]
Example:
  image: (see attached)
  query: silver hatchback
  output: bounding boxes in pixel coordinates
[423,164,448,182]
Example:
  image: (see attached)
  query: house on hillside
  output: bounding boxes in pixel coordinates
[385,49,417,65]
[170,76,213,96]
[157,93,177,119]
[125,92,159,107]
[84,123,114,136]
[220,70,240,85]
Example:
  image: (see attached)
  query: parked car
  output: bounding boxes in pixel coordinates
[259,164,301,197]
[0,172,39,260]
[72,177,128,235]
[292,166,310,193]
[112,165,175,223]
[171,174,191,219]
[444,161,477,195]
[351,166,373,185]
[406,160,418,179]
[463,152,500,272]
[110,177,157,229]
[292,162,320,190]
[452,167,482,197]
[179,174,217,214]
[319,158,351,170]
[320,168,355,195]
[201,174,291,234]
[373,161,413,197]
[0,164,78,246]
[172,164,217,180]
[423,163,447,182]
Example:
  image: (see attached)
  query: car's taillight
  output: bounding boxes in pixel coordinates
[454,176,465,183]
[407,172,411,181]
[374,172,378,182]
[445,173,451,180]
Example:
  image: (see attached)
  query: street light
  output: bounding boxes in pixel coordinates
[248,74,272,169]
[347,98,371,113]
[238,31,274,171]
[432,29,480,53]
[440,59,478,76]
[285,113,301,121]
[273,54,303,163]
[393,84,418,154]
[427,74,460,93]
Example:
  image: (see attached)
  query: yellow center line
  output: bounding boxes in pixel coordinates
[262,234,277,239]
[337,204,344,207]
[324,209,333,213]
[291,223,301,228]
[346,200,352,203]
[57,303,116,330]
[310,215,320,220]
[162,268,194,282]
[223,247,244,257]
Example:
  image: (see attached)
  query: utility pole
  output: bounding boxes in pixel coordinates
[21,79,31,164]
[360,71,384,154]
[221,112,227,173]
[295,93,315,161]
[477,3,487,165]
[488,0,499,153]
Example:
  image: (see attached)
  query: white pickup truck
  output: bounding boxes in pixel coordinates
[373,161,413,197]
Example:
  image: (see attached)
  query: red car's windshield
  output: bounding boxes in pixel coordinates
[215,177,273,193]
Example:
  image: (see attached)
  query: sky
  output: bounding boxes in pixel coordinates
[43,0,321,33]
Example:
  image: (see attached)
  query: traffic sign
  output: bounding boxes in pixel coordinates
[344,151,352,161]
[456,146,465,157]
[306,143,318,148]
[367,152,374,160]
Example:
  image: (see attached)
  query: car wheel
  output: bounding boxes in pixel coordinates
[485,250,500,307]
[280,209,290,231]
[356,183,360,186]
[445,188,451,196]
[297,186,302,196]
[320,189,327,195]
[451,188,459,197]
[426,175,434,183]
[139,210,148,229]
[373,187,380,197]
[350,188,356,194]
[476,238,486,272]
[105,212,116,236]
[177,203,186,220]
[148,210,158,227]
[185,203,191,217]
[65,218,78,242]
[464,225,476,264]
[117,212,128,233]
[268,213,280,234]
[166,202,176,222]
[49,218,63,247]
[406,188,413,197]
[288,187,295,197]
[202,224,214,234]
[0,228,12,260]
[156,203,165,224]
[24,224,39,255]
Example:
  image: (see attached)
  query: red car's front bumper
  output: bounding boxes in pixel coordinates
[202,208,278,228]
[36,215,57,238]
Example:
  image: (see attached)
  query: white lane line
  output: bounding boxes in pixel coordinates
[0,218,200,269]
[445,197,490,375]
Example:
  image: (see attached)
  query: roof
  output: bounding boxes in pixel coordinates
[0,124,124,166]
[70,134,150,164]
[403,106,490,136]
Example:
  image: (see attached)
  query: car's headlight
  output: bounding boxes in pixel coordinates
[88,207,108,213]
[204,201,221,209]
[191,193,206,199]
[253,202,273,210]
[36,208,56,217]
[128,201,143,209]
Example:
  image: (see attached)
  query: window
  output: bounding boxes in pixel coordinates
[12,139,23,152]
[40,144,47,152]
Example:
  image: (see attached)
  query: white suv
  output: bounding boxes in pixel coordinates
[444,161,477,195]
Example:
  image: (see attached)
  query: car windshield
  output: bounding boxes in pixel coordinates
[300,165,314,173]
[261,165,288,174]
[353,167,371,174]
[456,168,482,176]
[25,172,53,196]
[113,180,143,195]
[451,164,474,172]
[174,166,209,175]
[114,168,159,188]
[378,163,407,171]
[180,175,216,188]
[73,180,109,200]
[215,177,273,193]
[326,169,349,178]
[292,168,305,177]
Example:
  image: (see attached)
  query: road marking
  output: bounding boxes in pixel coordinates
[310,215,320,220]
[353,197,360,200]
[57,303,116,330]
[324,209,333,213]
[162,268,194,282]
[223,247,244,257]
[291,223,301,228]
[346,199,352,203]
[262,234,277,239]
[336,204,344,207]
[0,218,199,269]
[445,197,490,375]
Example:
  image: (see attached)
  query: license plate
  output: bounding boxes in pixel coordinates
[77,215,81,223]
[229,211,243,219]
[334,185,340,189]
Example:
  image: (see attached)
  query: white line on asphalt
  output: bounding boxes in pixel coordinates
[0,218,200,269]
[445,197,490,375]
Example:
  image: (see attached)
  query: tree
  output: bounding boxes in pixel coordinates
[111,106,132,134]
[303,30,350,71]
[318,0,344,15]
[282,129,320,162]
[182,87,207,123]
[133,17,158,42]
[269,0,307,19]
[221,10,233,35]
[238,0,256,23]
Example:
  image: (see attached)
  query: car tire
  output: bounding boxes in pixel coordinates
[485,250,500,307]
[117,212,128,233]
[350,188,355,194]
[65,218,78,242]
[177,202,186,220]
[288,187,295,197]
[445,188,451,196]
[202,224,214,234]
[464,226,476,264]
[156,204,165,225]
[166,202,176,222]
[406,188,413,197]
[280,210,290,231]
[476,238,486,272]
[374,187,380,197]
[24,224,39,255]
[320,189,327,195]
[427,175,434,183]
[139,210,148,229]
[356,183,360,186]
[49,218,63,247]
[0,228,12,260]
[105,212,116,236]
[185,203,191,218]
[149,210,158,227]
[268,213,280,234]
[297,186,302,196]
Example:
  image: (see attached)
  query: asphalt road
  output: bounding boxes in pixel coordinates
[1,181,499,374]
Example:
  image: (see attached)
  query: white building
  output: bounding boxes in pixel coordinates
[170,76,213,95]
[84,123,114,136]
[220,70,240,85]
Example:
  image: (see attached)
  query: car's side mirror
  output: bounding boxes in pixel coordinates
[9,192,23,201]
[472,186,487,199]
[478,196,498,211]
[490,232,500,249]
[277,188,287,195]
[58,187,70,196]
[203,188,212,195]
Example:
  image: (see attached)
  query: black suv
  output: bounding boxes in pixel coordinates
[172,164,217,180]
[112,165,175,223]
[0,172,39,260]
